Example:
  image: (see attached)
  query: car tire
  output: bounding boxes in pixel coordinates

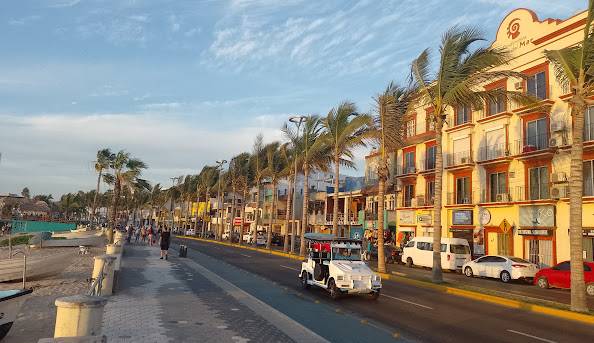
[586,283,594,296]
[536,276,549,289]
[406,257,413,268]
[500,270,511,283]
[464,267,473,277]
[328,279,340,300]
[368,289,380,300]
[300,272,310,289]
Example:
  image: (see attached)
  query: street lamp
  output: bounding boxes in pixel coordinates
[170,176,182,231]
[216,159,227,240]
[288,115,307,254]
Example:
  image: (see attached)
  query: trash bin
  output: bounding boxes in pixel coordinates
[179,245,187,258]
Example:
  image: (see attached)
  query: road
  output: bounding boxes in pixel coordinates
[175,237,594,343]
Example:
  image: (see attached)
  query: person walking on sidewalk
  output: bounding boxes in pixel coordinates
[148,225,154,246]
[160,227,171,260]
[140,226,147,244]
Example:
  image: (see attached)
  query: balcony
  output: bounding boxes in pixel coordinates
[364,211,379,220]
[418,158,436,173]
[584,123,594,148]
[477,143,513,164]
[515,133,555,159]
[479,190,514,204]
[308,213,325,225]
[446,191,476,206]
[395,165,417,178]
[325,213,358,225]
[445,151,474,170]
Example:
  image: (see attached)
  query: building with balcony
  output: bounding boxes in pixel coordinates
[386,8,594,266]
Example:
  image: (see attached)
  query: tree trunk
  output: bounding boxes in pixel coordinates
[284,175,293,253]
[377,176,386,273]
[202,191,210,237]
[569,99,587,312]
[332,156,340,236]
[230,188,236,242]
[266,183,275,249]
[300,166,310,255]
[252,180,260,247]
[108,179,120,244]
[239,188,247,246]
[432,114,444,283]
[92,169,102,226]
[193,188,200,232]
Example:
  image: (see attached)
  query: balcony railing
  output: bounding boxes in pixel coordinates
[446,191,476,205]
[364,211,378,220]
[516,133,550,154]
[396,165,417,176]
[418,158,435,172]
[477,143,512,162]
[584,123,594,142]
[326,213,357,224]
[445,150,473,167]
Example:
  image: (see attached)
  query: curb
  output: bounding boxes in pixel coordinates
[178,236,594,325]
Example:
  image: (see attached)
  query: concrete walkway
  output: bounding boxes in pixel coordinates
[102,244,320,343]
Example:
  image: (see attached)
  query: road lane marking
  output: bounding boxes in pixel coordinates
[381,294,434,310]
[280,265,300,271]
[506,330,557,343]
[239,253,252,258]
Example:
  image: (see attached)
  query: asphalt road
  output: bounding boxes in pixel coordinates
[175,237,594,343]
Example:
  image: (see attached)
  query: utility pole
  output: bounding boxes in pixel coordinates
[215,160,227,240]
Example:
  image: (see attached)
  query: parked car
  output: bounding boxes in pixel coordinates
[185,228,195,236]
[299,233,381,299]
[534,261,594,295]
[463,255,538,283]
[402,237,471,271]
[271,233,284,246]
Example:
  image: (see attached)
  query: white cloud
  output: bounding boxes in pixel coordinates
[47,0,81,8]
[8,15,41,26]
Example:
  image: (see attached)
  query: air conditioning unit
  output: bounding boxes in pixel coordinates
[549,138,558,147]
[551,186,568,199]
[496,193,510,202]
[552,172,567,183]
[460,157,468,164]
[551,122,565,132]
[514,81,524,90]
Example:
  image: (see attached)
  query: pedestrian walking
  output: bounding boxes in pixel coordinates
[141,226,147,244]
[134,226,140,243]
[126,225,133,244]
[148,226,154,246]
[160,227,171,260]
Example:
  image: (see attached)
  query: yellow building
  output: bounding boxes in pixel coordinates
[392,8,594,267]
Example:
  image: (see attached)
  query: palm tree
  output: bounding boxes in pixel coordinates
[298,116,330,255]
[250,134,265,246]
[544,2,594,312]
[371,83,412,273]
[229,153,252,245]
[262,142,285,249]
[322,102,373,237]
[410,26,532,283]
[196,166,219,237]
[278,139,298,253]
[106,150,148,243]
[92,148,113,225]
[148,184,163,227]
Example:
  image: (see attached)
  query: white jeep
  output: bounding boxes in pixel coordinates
[299,233,381,300]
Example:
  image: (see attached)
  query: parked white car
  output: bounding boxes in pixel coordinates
[242,232,266,245]
[463,255,539,283]
[402,237,471,271]
[185,228,195,236]
[299,233,381,299]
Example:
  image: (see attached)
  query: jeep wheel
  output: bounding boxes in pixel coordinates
[406,257,413,268]
[328,279,340,300]
[300,272,310,289]
[368,290,380,300]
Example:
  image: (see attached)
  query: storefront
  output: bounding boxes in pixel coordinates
[450,209,475,256]
[519,205,556,268]
[396,210,416,246]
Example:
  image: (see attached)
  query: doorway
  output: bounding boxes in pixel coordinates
[524,237,553,268]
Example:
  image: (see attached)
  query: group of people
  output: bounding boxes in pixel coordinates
[125,224,171,260]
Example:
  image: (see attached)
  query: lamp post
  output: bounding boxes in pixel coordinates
[216,160,227,240]
[289,115,306,254]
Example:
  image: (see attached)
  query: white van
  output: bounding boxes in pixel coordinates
[402,237,471,271]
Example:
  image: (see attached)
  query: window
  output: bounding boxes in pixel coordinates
[476,256,489,263]
[529,166,549,200]
[450,244,470,254]
[405,119,416,138]
[426,180,435,205]
[584,160,594,196]
[525,118,548,150]
[585,106,594,141]
[456,104,471,125]
[456,176,471,204]
[491,256,507,263]
[427,118,436,131]
[404,184,414,207]
[426,146,436,170]
[489,172,507,202]
[488,88,506,115]
[510,257,530,263]
[404,152,415,173]
[417,242,431,250]
[405,240,415,248]
[555,261,570,271]
[526,71,546,100]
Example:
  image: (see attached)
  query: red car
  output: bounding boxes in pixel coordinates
[533,261,594,296]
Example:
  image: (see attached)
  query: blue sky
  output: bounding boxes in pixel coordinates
[0,0,586,197]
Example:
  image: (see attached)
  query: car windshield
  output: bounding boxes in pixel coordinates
[450,244,470,254]
[332,247,361,261]
[509,257,530,263]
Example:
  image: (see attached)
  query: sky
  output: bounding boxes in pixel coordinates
[0,0,587,197]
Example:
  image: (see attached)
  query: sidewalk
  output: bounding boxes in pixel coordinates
[101,244,315,343]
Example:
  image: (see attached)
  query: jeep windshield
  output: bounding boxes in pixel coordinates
[332,247,362,261]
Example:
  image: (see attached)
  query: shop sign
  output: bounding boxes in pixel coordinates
[450,228,471,232]
[417,213,432,224]
[519,205,554,228]
[479,208,491,226]
[452,210,473,225]
[517,229,551,236]
[398,226,415,232]
[499,219,512,234]
[398,210,415,225]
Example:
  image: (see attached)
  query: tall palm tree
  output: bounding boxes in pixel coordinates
[229,153,252,245]
[298,116,330,255]
[250,134,266,246]
[263,142,285,249]
[410,26,532,283]
[92,148,113,225]
[278,139,298,253]
[371,83,412,273]
[106,150,148,243]
[148,184,163,227]
[196,166,219,237]
[322,101,373,237]
[544,1,594,312]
